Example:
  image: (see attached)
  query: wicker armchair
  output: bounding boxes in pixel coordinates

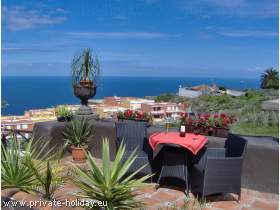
[115,121,153,176]
[190,133,247,200]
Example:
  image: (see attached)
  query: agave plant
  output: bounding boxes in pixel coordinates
[2,136,65,199]
[28,160,66,200]
[72,138,152,210]
[63,118,92,148]
[71,48,100,86]
[1,137,36,191]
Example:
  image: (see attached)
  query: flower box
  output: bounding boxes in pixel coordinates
[181,113,236,138]
[214,127,230,138]
[117,110,152,125]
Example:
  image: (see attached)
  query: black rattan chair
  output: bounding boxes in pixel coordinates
[190,133,247,200]
[115,121,153,176]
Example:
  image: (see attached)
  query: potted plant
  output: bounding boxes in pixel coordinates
[71,48,100,116]
[212,114,230,138]
[55,106,73,122]
[63,118,93,163]
[117,110,153,125]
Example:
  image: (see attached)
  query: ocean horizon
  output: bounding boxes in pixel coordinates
[2,76,260,115]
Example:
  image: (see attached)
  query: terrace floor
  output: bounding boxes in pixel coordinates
[2,155,278,210]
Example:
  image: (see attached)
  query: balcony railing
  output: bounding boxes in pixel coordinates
[1,128,33,146]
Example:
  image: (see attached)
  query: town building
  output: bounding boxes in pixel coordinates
[178,84,218,98]
[141,102,187,121]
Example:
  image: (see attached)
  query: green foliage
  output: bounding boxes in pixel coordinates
[28,160,65,200]
[261,89,279,100]
[189,90,264,113]
[238,111,278,127]
[55,106,74,118]
[260,68,279,89]
[1,137,64,198]
[72,138,152,210]
[155,89,277,136]
[63,118,93,147]
[230,122,279,138]
[71,48,100,86]
[1,137,36,191]
[155,93,176,102]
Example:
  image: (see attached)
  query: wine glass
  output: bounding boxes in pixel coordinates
[165,116,171,134]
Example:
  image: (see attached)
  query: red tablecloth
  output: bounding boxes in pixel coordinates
[149,132,208,155]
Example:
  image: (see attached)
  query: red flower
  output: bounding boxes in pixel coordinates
[220,113,227,118]
[204,114,210,118]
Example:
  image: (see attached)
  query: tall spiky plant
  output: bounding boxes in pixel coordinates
[71,49,100,86]
[1,137,36,191]
[260,68,279,89]
[63,118,92,147]
[28,160,65,200]
[2,136,65,199]
[72,138,152,210]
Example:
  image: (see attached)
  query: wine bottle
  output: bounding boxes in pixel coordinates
[180,124,186,137]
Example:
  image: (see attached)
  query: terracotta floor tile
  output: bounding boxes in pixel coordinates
[151,191,180,202]
[135,184,157,195]
[250,198,278,210]
[239,194,255,205]
[212,201,241,210]
[1,188,20,198]
[142,198,162,208]
[11,191,29,201]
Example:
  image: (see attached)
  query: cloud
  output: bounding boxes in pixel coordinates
[2,6,68,31]
[181,0,278,18]
[68,31,169,39]
[218,30,278,38]
[2,47,57,54]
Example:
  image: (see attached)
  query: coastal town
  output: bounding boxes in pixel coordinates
[2,83,277,135]
[1,0,279,209]
[1,96,188,131]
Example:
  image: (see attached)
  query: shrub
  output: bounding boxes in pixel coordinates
[55,106,73,118]
[239,111,278,127]
[72,138,152,209]
[155,93,176,102]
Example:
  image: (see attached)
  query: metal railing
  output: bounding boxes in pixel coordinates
[1,128,33,146]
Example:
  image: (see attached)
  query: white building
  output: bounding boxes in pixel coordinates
[129,99,155,110]
[178,87,203,98]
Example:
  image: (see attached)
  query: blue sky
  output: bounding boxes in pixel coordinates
[2,0,279,78]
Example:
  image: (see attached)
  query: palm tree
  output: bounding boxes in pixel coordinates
[260,68,279,89]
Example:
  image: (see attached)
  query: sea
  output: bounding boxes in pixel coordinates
[1,76,260,116]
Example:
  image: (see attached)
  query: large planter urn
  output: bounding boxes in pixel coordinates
[73,84,98,118]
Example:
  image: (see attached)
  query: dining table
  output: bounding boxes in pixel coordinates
[149,131,208,194]
[149,132,208,155]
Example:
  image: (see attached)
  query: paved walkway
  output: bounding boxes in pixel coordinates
[2,182,278,210]
[1,156,278,210]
